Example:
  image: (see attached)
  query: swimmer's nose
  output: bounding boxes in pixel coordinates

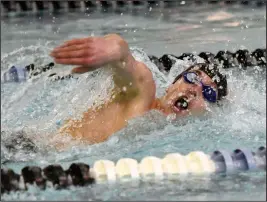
[185,83,202,96]
[195,84,203,93]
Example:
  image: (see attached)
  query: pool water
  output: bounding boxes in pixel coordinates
[1,4,266,201]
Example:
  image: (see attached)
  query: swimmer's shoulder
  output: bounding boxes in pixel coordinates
[125,61,156,113]
[111,60,155,116]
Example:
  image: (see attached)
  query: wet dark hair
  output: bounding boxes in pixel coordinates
[172,63,228,100]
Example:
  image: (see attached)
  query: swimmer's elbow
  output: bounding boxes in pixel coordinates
[105,33,127,46]
[105,33,130,59]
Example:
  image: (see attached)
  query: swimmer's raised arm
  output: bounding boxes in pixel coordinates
[50,34,153,82]
[50,34,156,107]
[49,34,157,144]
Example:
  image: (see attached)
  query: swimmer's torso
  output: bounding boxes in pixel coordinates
[59,101,131,144]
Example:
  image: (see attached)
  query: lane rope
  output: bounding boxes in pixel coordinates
[1,146,266,194]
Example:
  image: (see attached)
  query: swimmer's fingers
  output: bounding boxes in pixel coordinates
[59,37,94,48]
[51,48,91,59]
[51,43,88,55]
[51,44,88,54]
[54,56,97,66]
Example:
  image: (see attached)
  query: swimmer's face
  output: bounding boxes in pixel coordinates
[159,70,218,117]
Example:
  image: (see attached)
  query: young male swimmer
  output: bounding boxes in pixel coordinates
[50,34,228,144]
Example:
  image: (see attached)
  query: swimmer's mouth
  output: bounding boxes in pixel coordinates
[170,89,198,114]
[170,94,196,113]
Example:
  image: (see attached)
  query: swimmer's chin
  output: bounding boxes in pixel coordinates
[150,98,182,118]
[150,98,171,115]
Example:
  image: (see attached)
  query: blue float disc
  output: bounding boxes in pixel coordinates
[239,148,257,171]
[211,150,235,173]
[255,146,266,170]
[231,148,257,171]
[256,146,266,157]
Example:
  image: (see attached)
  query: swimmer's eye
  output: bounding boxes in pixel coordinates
[174,97,189,110]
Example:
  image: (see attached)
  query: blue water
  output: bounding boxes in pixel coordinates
[1,4,266,201]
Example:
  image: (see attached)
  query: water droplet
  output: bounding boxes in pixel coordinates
[56,120,62,126]
[254,136,259,141]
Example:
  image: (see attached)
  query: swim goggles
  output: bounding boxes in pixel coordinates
[183,71,217,103]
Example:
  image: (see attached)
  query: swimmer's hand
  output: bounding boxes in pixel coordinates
[50,34,129,74]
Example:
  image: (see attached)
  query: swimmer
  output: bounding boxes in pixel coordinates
[50,34,228,145]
